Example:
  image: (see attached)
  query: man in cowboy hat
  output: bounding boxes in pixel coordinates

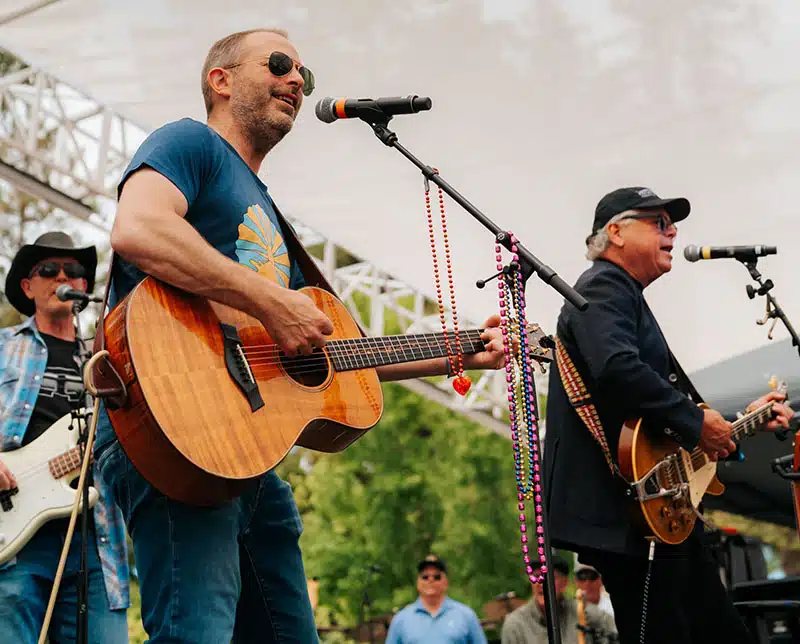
[0,232,129,642]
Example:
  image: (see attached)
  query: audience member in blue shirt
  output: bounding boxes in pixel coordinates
[386,555,488,644]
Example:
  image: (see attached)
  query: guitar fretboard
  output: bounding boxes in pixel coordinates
[689,402,776,468]
[326,329,486,372]
[48,447,87,479]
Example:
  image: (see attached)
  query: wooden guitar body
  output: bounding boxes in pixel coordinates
[104,278,383,506]
[618,410,724,545]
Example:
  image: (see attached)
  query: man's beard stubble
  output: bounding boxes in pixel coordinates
[231,88,294,157]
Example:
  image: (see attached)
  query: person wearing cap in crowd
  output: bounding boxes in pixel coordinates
[501,558,616,644]
[385,554,488,643]
[0,232,130,643]
[574,563,614,619]
[543,187,792,643]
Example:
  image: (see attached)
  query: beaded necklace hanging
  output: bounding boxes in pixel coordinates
[496,234,547,584]
[424,174,471,396]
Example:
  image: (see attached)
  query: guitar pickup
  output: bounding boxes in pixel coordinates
[219,323,264,413]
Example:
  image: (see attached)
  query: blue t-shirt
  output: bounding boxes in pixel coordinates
[96,118,305,449]
[385,598,488,644]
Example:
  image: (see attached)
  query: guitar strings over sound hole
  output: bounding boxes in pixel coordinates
[280,348,331,388]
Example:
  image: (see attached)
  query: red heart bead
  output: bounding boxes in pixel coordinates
[452,375,472,396]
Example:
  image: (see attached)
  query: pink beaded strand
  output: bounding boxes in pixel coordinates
[497,233,547,585]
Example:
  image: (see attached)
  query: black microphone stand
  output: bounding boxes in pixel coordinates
[358,113,582,644]
[739,258,800,358]
[70,300,92,644]
[358,566,381,644]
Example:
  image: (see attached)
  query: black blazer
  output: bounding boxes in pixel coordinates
[543,259,704,556]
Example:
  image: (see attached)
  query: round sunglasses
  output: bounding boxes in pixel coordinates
[225,51,315,97]
[29,260,86,280]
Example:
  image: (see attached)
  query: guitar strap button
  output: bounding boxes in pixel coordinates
[668,373,678,383]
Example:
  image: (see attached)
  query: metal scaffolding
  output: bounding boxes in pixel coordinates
[0,54,538,437]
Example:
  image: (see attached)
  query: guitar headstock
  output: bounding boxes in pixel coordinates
[769,375,789,397]
[525,323,554,364]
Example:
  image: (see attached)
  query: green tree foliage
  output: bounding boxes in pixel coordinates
[278,382,534,629]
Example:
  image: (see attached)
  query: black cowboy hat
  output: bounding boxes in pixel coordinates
[4,231,97,316]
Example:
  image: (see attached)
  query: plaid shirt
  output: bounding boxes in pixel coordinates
[0,317,130,610]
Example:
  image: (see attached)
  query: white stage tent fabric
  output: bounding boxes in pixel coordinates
[2,0,799,383]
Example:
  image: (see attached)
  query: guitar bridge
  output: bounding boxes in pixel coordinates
[219,323,264,413]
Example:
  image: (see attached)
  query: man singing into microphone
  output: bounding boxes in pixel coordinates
[94,27,508,643]
[544,187,793,643]
[0,232,130,642]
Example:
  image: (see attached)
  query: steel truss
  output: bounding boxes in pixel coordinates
[1,54,546,437]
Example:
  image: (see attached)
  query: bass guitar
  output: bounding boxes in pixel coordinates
[102,277,553,506]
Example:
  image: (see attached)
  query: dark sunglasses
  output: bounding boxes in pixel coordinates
[420,573,442,581]
[622,212,674,232]
[575,569,600,582]
[29,261,86,279]
[227,51,315,96]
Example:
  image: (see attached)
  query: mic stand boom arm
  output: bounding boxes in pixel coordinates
[366,118,588,312]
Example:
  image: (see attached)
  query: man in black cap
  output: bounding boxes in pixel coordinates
[0,232,129,642]
[543,188,792,643]
[386,554,487,643]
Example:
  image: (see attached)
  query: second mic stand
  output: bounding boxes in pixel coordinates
[741,259,800,357]
[71,301,93,644]
[361,114,569,644]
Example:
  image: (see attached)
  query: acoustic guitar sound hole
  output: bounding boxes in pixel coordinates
[280,349,331,388]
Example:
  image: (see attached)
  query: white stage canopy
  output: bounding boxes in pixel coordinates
[2,0,799,378]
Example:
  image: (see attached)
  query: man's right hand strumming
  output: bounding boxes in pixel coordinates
[0,458,17,491]
[698,408,736,461]
[256,288,334,357]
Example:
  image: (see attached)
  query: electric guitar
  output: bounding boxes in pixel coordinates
[102,276,554,506]
[617,381,787,544]
[0,412,98,564]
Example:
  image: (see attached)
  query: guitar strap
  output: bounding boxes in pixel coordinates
[554,336,626,480]
[271,200,367,338]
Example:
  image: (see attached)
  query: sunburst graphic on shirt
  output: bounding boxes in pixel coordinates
[235,205,291,287]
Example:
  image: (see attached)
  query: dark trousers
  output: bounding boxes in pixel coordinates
[581,537,755,644]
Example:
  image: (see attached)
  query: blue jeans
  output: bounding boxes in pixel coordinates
[0,518,128,644]
[95,437,318,643]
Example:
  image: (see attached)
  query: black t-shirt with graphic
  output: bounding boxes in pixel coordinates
[24,333,83,446]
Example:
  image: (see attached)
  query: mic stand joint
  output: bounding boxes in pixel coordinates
[739,259,800,355]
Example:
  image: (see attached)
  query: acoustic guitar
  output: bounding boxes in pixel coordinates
[617,381,787,544]
[102,277,553,506]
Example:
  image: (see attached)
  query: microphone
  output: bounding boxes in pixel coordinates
[56,285,102,304]
[315,95,432,124]
[683,244,777,263]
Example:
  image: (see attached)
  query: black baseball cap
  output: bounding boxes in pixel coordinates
[591,186,690,235]
[417,554,447,574]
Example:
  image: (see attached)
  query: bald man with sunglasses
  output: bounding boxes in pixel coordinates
[93,27,507,644]
[0,232,130,643]
[543,187,793,644]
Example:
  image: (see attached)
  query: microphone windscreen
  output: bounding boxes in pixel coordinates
[315,97,336,123]
[683,245,700,262]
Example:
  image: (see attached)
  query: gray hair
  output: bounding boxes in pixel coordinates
[585,210,639,261]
